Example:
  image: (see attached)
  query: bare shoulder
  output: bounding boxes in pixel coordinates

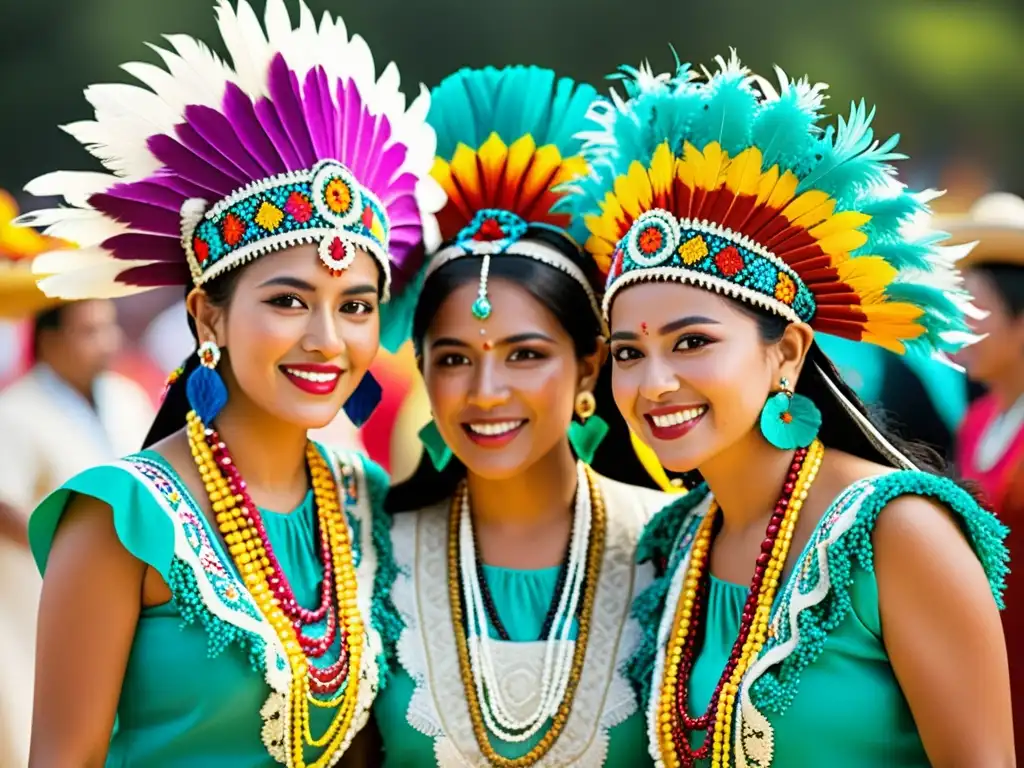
[874,493,980,567]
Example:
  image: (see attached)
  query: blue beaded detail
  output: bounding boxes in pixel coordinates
[455,208,529,253]
[613,211,817,323]
[471,296,492,320]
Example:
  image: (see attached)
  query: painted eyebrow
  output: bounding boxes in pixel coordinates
[257,277,377,297]
[608,315,721,342]
[428,331,555,350]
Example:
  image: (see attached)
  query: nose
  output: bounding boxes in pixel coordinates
[467,355,509,410]
[638,353,681,403]
[302,305,346,361]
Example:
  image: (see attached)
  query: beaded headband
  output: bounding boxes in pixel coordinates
[17,0,440,324]
[385,65,604,343]
[182,159,391,296]
[571,52,978,360]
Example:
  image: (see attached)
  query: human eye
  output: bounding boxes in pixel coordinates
[611,345,644,363]
[265,294,306,310]
[436,353,470,367]
[673,334,713,352]
[340,300,375,315]
[508,348,547,363]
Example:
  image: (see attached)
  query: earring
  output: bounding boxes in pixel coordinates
[418,419,453,471]
[186,340,229,424]
[343,372,382,428]
[568,390,608,465]
[759,376,821,450]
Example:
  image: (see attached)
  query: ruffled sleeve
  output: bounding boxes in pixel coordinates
[624,485,712,713]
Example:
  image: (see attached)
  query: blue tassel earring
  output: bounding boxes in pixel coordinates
[418,419,453,471]
[759,376,821,450]
[343,372,382,428]
[186,341,228,424]
[567,391,608,465]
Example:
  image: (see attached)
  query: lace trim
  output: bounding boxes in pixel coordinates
[391,474,655,766]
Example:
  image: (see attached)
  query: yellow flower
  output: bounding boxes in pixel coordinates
[677,235,709,265]
[325,178,353,214]
[775,273,796,304]
[255,201,284,231]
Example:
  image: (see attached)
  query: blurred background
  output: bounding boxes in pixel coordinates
[2,0,1022,472]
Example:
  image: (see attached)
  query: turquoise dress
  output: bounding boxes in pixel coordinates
[29,446,399,768]
[374,472,669,766]
[629,471,1008,767]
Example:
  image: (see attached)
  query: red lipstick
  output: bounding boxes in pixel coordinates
[279,363,344,396]
[644,405,707,441]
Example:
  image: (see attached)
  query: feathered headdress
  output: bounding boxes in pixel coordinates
[386,65,600,339]
[17,0,440,315]
[571,51,977,360]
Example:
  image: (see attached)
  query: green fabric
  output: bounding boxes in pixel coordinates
[28,449,362,768]
[629,471,1008,767]
[373,564,651,766]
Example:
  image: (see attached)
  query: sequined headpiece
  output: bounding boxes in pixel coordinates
[17,0,440,306]
[386,65,601,341]
[571,52,978,360]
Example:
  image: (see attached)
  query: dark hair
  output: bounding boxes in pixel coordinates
[969,262,1024,317]
[141,269,243,449]
[32,304,68,360]
[386,230,674,512]
[746,306,953,475]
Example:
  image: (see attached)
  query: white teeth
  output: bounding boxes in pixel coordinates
[284,368,339,383]
[651,406,707,428]
[466,420,525,437]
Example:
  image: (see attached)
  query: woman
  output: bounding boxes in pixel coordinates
[570,54,1014,766]
[374,65,672,766]
[16,1,437,765]
[946,191,1024,758]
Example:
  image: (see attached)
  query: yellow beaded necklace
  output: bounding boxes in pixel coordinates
[447,464,606,767]
[656,439,824,767]
[186,411,364,768]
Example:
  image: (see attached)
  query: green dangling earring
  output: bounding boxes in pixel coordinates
[418,419,453,471]
[759,377,822,450]
[567,390,609,465]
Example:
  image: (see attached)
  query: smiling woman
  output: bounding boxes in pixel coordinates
[569,53,1014,767]
[12,1,439,766]
[373,65,673,768]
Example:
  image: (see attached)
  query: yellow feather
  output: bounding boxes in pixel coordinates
[764,169,799,210]
[556,155,589,184]
[585,232,614,260]
[725,146,764,197]
[836,257,898,302]
[504,134,538,207]
[627,159,653,212]
[808,210,871,240]
[477,133,510,201]
[860,332,906,354]
[520,144,562,205]
[696,141,727,191]
[614,161,650,218]
[630,431,686,495]
[676,142,701,190]
[816,228,869,257]
[649,142,675,200]
[783,191,832,226]
[448,143,483,200]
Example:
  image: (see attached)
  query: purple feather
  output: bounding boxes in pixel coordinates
[384,193,420,226]
[149,134,238,197]
[223,83,287,175]
[374,146,409,201]
[303,67,337,161]
[185,104,267,180]
[255,97,302,170]
[103,180,185,212]
[90,192,180,236]
[357,109,396,195]
[117,261,191,288]
[340,78,364,178]
[267,54,316,167]
[149,170,213,201]
[174,122,249,187]
[102,232,183,262]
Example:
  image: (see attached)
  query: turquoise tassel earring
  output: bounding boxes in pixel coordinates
[759,376,821,450]
[568,390,608,465]
[419,419,453,471]
[186,341,228,424]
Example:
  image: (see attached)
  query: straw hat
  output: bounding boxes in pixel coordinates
[0,189,65,318]
[936,192,1024,269]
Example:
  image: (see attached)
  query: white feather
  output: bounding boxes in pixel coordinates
[43,215,127,246]
[24,171,117,208]
[263,0,292,50]
[61,119,160,177]
[121,61,191,115]
[152,35,233,107]
[217,0,270,98]
[36,261,154,299]
[33,247,118,275]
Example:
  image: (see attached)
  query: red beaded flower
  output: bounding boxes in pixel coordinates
[285,191,313,223]
[222,213,246,246]
[715,246,744,277]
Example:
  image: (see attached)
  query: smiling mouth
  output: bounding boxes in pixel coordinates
[279,364,344,395]
[644,405,708,440]
[461,419,528,446]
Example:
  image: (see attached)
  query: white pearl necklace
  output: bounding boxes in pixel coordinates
[457,461,592,743]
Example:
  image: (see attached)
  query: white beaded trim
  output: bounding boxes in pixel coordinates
[428,240,605,330]
[602,266,800,325]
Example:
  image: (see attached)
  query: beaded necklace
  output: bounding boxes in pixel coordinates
[656,439,824,768]
[186,411,364,768]
[448,462,606,767]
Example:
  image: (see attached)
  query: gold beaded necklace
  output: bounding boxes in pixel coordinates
[656,439,824,768]
[447,464,606,767]
[186,411,364,768]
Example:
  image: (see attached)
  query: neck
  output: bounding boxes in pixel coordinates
[465,439,579,533]
[988,368,1024,411]
[698,431,795,534]
[212,397,309,497]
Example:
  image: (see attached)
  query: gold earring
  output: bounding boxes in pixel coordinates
[574,391,596,422]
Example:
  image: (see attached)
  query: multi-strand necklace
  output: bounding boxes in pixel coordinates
[448,461,606,767]
[186,411,363,768]
[656,439,824,768]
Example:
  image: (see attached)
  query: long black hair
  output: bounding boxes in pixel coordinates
[385,229,675,512]
[141,269,244,449]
